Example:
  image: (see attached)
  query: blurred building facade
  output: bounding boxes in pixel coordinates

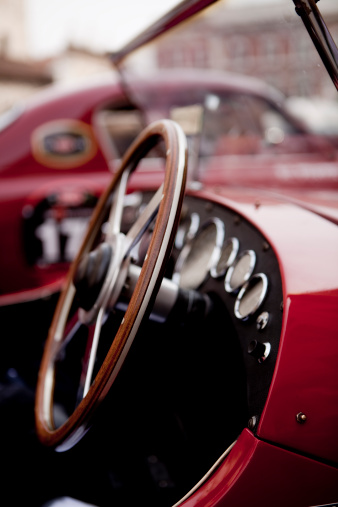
[156,1,338,99]
[0,0,53,111]
[0,0,337,114]
[0,0,112,112]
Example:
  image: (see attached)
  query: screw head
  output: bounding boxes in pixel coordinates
[296,412,307,424]
[256,311,269,330]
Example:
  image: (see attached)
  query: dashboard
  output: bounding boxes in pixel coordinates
[125,191,284,424]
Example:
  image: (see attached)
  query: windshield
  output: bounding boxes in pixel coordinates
[106,0,338,190]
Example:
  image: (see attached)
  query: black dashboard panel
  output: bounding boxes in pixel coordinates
[138,192,284,425]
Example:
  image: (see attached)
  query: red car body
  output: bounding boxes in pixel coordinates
[0,1,337,506]
[1,71,337,300]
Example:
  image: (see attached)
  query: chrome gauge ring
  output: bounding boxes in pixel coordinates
[224,249,256,293]
[234,273,268,320]
[211,237,239,278]
[173,217,225,290]
[175,212,200,250]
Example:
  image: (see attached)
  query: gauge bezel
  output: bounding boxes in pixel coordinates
[175,212,200,250]
[173,217,225,289]
[234,273,268,320]
[224,249,256,293]
[210,236,239,278]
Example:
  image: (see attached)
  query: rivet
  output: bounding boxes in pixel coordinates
[262,241,270,251]
[296,412,307,424]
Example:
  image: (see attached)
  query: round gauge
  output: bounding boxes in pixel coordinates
[175,212,200,249]
[173,218,225,289]
[211,237,239,278]
[234,273,268,320]
[224,249,256,293]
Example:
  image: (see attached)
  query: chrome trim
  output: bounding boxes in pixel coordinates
[116,263,179,323]
[172,439,237,507]
[175,212,200,250]
[260,341,271,363]
[210,236,239,278]
[224,249,256,293]
[173,217,225,289]
[256,311,270,330]
[247,339,271,363]
[234,273,268,320]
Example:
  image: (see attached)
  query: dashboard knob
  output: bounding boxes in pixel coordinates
[248,340,271,363]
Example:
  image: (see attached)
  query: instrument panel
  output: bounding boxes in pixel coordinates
[174,195,283,420]
[129,192,284,422]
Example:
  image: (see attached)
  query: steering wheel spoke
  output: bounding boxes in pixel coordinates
[82,307,106,398]
[123,183,163,258]
[104,170,130,242]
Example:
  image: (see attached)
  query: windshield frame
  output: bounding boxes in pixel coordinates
[110,0,218,64]
[293,0,338,90]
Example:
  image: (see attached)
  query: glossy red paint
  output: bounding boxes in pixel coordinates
[0,78,125,176]
[181,429,338,507]
[201,154,338,192]
[0,79,125,296]
[1,70,338,298]
[189,186,338,465]
[258,291,338,464]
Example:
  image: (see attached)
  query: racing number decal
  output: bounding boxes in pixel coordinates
[35,216,90,264]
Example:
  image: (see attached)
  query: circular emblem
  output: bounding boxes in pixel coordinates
[31,119,98,169]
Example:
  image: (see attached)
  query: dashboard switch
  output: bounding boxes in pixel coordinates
[248,340,271,363]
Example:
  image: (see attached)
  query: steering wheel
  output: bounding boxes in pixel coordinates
[35,120,187,451]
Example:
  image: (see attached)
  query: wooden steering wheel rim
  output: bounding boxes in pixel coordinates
[35,119,187,450]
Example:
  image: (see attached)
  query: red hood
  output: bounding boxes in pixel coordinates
[267,188,338,225]
[201,183,338,225]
